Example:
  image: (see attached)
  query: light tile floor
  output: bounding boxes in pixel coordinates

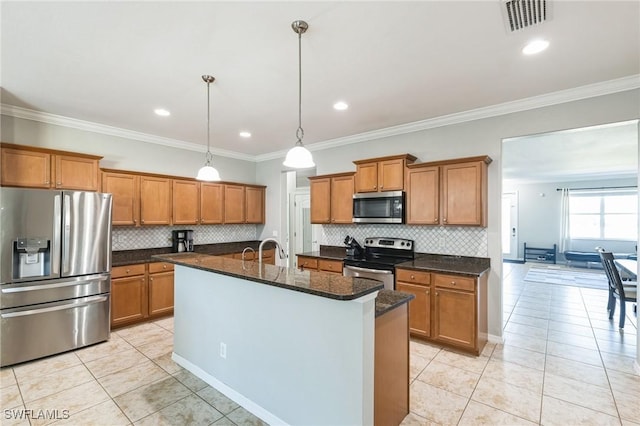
[1,262,639,425]
[402,262,640,425]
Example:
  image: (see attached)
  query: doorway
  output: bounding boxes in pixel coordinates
[289,190,316,268]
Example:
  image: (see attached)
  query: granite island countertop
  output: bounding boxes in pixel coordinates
[153,252,384,301]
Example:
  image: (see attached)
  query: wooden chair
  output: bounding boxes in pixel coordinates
[597,248,637,329]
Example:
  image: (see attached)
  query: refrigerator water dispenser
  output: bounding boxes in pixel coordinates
[13,237,50,279]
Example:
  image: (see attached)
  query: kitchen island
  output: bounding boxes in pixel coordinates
[154,252,411,426]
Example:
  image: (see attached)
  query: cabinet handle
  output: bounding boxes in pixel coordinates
[373,185,377,190]
[126,269,130,273]
[133,219,137,225]
[410,275,415,279]
[426,289,430,295]
[434,218,438,223]
[436,292,439,296]
[443,218,447,223]
[45,180,50,184]
[150,277,153,281]
[451,281,456,286]
[163,265,167,269]
[141,220,145,224]
[56,182,61,187]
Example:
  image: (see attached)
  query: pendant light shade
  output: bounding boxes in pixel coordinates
[197,75,221,181]
[283,20,315,169]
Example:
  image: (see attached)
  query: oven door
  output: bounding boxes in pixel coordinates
[343,265,394,291]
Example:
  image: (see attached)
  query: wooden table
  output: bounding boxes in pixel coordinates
[614,259,637,280]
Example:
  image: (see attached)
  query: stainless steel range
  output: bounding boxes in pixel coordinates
[0,188,112,367]
[343,237,414,291]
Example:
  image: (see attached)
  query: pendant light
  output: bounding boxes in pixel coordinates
[196,75,221,181]
[283,20,315,169]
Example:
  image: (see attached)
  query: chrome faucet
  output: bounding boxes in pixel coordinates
[241,247,255,261]
[258,237,286,266]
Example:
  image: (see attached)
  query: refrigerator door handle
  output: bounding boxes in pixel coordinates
[62,193,71,275]
[1,274,109,294]
[0,295,108,319]
[53,193,62,276]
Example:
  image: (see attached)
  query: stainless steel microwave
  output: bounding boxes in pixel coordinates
[352,191,405,224]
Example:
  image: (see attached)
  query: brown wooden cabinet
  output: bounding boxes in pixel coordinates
[406,156,491,227]
[224,184,246,224]
[297,255,319,270]
[173,180,200,225]
[1,144,101,191]
[245,185,265,224]
[200,182,224,224]
[318,258,344,274]
[139,176,172,225]
[148,262,175,317]
[102,172,140,226]
[353,154,416,193]
[396,267,488,355]
[309,172,354,224]
[111,264,148,328]
[406,165,439,225]
[111,262,175,328]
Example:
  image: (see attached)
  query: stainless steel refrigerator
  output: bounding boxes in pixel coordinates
[0,188,112,367]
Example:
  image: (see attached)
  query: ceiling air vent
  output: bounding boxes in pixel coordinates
[503,0,549,32]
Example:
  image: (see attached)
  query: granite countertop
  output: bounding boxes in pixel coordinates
[375,289,414,317]
[397,253,491,277]
[112,241,275,267]
[297,246,346,261]
[152,252,384,301]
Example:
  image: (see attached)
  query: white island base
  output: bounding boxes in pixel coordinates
[171,265,378,425]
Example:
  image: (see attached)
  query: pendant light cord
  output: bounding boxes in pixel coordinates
[296,29,304,144]
[206,80,213,164]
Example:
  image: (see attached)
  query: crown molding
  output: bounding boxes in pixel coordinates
[0,104,255,162]
[256,74,640,162]
[3,75,638,164]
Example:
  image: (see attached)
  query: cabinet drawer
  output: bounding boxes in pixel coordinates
[396,269,431,285]
[434,274,475,292]
[112,264,146,278]
[148,262,175,274]
[319,259,343,274]
[298,257,318,270]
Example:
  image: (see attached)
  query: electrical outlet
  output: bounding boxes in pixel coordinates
[219,342,227,359]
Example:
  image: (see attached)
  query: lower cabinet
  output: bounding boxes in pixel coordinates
[396,267,487,355]
[297,256,343,274]
[111,262,174,328]
[225,248,275,264]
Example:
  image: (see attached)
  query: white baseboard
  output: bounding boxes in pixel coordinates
[488,333,504,345]
[172,352,288,426]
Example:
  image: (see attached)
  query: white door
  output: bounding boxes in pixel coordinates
[292,193,316,267]
[502,192,519,260]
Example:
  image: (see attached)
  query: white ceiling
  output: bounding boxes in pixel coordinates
[1,1,639,166]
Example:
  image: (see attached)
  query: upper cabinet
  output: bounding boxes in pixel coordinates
[102,171,140,226]
[245,185,265,224]
[406,156,491,227]
[353,154,416,193]
[309,172,354,224]
[1,143,101,191]
[103,169,265,226]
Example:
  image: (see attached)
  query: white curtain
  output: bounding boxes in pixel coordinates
[559,188,570,253]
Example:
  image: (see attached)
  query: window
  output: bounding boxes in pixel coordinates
[569,189,637,240]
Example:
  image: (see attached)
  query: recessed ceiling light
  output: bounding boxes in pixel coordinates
[154,108,171,117]
[333,101,349,111]
[239,131,251,138]
[522,39,549,55]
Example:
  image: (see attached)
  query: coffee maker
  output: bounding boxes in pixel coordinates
[172,230,194,253]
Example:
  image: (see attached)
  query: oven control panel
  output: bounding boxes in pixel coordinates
[364,237,413,251]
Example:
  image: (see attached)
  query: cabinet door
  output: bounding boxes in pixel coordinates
[396,282,431,337]
[111,275,147,327]
[102,172,140,226]
[245,186,265,224]
[173,180,200,225]
[54,155,99,191]
[406,166,439,225]
[434,287,476,349]
[201,182,224,224]
[355,162,378,193]
[310,178,331,224]
[224,184,245,223]
[148,271,174,317]
[1,148,51,188]
[297,256,318,270]
[140,176,172,225]
[378,159,405,191]
[441,161,484,226]
[330,175,354,224]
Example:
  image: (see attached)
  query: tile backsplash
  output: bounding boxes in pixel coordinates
[112,224,258,251]
[318,225,488,257]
